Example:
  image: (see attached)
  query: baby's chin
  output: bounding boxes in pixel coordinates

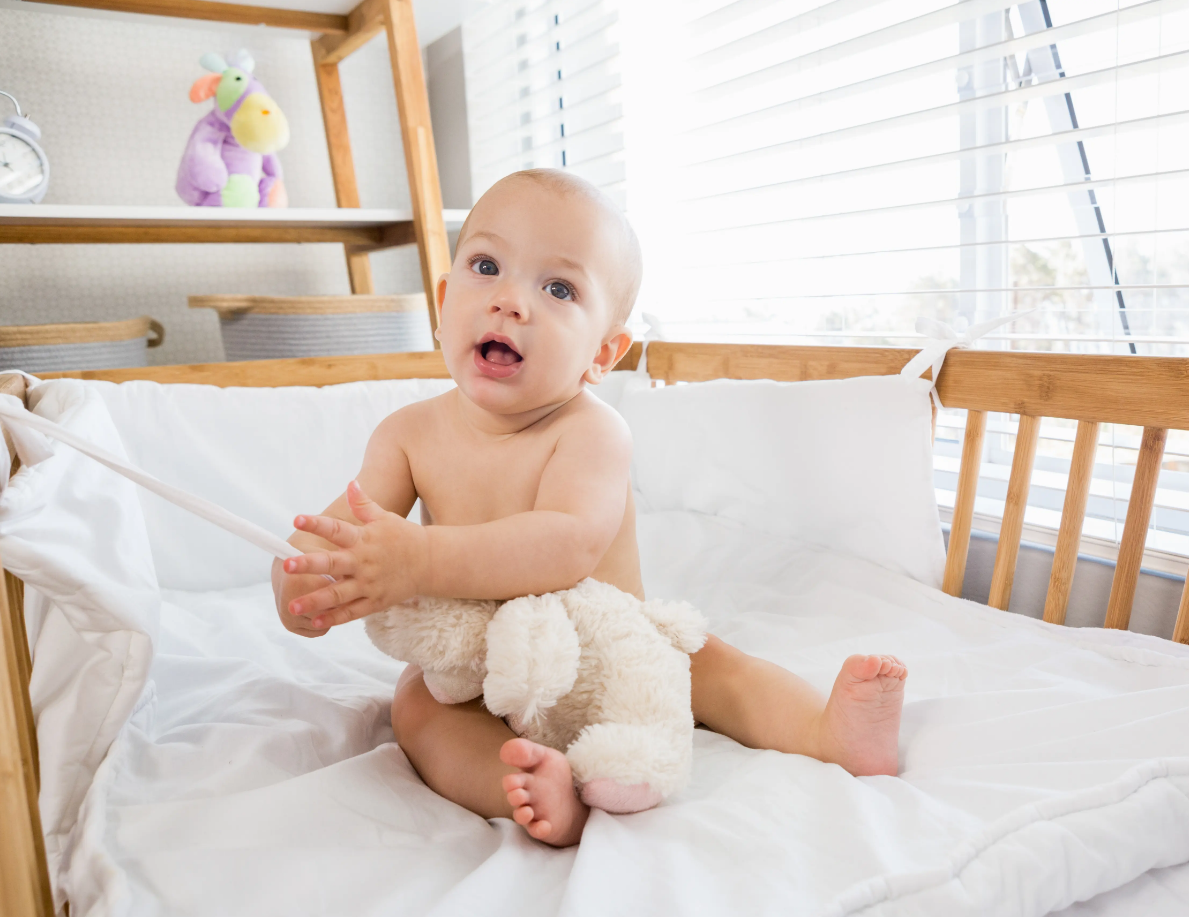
[456,370,582,417]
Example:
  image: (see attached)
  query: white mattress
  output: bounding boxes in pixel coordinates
[62,510,1189,917]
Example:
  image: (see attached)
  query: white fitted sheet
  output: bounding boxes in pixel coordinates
[60,509,1189,917]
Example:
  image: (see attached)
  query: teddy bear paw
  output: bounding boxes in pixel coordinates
[578,778,663,814]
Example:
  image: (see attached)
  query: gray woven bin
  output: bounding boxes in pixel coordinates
[0,317,164,372]
[190,295,432,361]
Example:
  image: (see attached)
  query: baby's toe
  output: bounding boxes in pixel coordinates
[512,806,535,826]
[502,772,528,793]
[507,787,531,807]
[527,820,553,840]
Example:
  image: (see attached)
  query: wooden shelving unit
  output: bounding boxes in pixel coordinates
[0,3,459,916]
[0,204,469,246]
[1,0,457,336]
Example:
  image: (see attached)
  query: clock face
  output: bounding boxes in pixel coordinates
[0,131,45,198]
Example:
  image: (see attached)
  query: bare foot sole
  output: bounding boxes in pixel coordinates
[818,654,907,777]
[500,738,590,846]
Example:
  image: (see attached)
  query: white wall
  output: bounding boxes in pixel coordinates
[0,6,469,365]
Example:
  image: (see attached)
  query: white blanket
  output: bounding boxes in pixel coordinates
[59,510,1189,917]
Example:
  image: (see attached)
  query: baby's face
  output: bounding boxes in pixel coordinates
[436,179,630,416]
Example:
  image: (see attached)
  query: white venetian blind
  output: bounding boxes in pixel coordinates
[618,0,1189,563]
[462,0,626,206]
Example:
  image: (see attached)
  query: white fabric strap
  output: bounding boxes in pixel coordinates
[635,312,666,378]
[0,394,304,565]
[900,311,1033,408]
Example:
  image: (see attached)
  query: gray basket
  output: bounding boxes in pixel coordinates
[0,317,164,372]
[190,295,432,362]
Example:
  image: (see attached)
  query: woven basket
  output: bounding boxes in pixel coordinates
[0,317,164,372]
[190,295,433,362]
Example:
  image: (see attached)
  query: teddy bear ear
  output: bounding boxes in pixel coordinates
[189,73,220,103]
[484,594,579,723]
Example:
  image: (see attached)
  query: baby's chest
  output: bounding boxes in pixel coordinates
[408,439,554,524]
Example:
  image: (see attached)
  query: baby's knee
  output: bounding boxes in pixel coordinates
[690,634,750,719]
[391,667,438,745]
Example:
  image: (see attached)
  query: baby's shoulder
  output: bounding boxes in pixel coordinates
[367,390,453,445]
[554,389,631,445]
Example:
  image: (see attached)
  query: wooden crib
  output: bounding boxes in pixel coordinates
[2,342,1188,915]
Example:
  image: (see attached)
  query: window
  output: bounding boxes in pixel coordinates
[463,0,625,206]
[462,0,1189,563]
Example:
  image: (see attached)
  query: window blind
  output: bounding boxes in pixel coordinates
[460,0,1189,564]
[462,0,626,206]
[616,0,1189,564]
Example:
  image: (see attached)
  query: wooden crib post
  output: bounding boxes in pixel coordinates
[942,409,986,597]
[988,414,1041,611]
[0,560,52,917]
[1043,420,1100,625]
[1105,427,1167,630]
[1174,577,1189,645]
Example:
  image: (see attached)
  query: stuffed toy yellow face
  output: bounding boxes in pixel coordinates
[226,86,289,154]
[213,67,290,154]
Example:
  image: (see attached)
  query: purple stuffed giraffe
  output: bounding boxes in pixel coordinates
[177,50,290,208]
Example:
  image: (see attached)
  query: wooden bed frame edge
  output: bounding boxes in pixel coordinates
[4,341,1189,914]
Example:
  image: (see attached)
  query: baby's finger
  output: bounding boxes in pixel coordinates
[289,579,361,617]
[283,550,356,578]
[293,514,361,548]
[311,597,372,630]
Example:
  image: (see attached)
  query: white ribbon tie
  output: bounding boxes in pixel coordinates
[900,311,1033,408]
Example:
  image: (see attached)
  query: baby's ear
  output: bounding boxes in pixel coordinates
[585,328,633,384]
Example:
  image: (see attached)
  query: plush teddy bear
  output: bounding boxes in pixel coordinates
[365,578,707,813]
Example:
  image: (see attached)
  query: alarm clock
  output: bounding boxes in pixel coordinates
[0,90,49,204]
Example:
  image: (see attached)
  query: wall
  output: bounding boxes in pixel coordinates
[0,7,471,364]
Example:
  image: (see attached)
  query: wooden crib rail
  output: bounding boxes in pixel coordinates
[4,342,1189,913]
[34,342,1189,643]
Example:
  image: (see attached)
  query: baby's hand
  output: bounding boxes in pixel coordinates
[282,481,428,629]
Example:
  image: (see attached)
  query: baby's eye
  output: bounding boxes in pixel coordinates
[546,280,573,301]
[471,259,498,276]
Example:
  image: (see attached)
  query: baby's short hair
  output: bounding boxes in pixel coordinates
[458,169,642,326]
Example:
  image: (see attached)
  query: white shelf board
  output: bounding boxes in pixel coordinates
[0,203,411,225]
[0,204,469,245]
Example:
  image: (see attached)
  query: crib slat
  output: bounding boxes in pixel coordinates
[1174,577,1189,644]
[988,414,1042,611]
[1042,421,1100,625]
[0,558,53,916]
[1105,426,1167,630]
[942,410,987,597]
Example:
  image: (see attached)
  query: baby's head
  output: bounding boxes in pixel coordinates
[435,169,641,416]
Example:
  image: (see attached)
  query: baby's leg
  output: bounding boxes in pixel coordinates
[690,636,905,776]
[391,666,589,846]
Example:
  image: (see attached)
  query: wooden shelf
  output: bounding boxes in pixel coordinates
[7,0,477,45]
[0,205,468,247]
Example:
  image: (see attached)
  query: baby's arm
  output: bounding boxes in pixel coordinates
[272,409,418,636]
[284,400,631,627]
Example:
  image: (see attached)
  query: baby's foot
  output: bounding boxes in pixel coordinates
[500,738,590,847]
[817,654,906,777]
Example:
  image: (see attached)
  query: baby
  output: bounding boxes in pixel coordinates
[271,169,907,847]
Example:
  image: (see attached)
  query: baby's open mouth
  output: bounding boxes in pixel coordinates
[474,335,524,378]
[480,340,522,365]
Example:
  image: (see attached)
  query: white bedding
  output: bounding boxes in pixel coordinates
[59,510,1189,917]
